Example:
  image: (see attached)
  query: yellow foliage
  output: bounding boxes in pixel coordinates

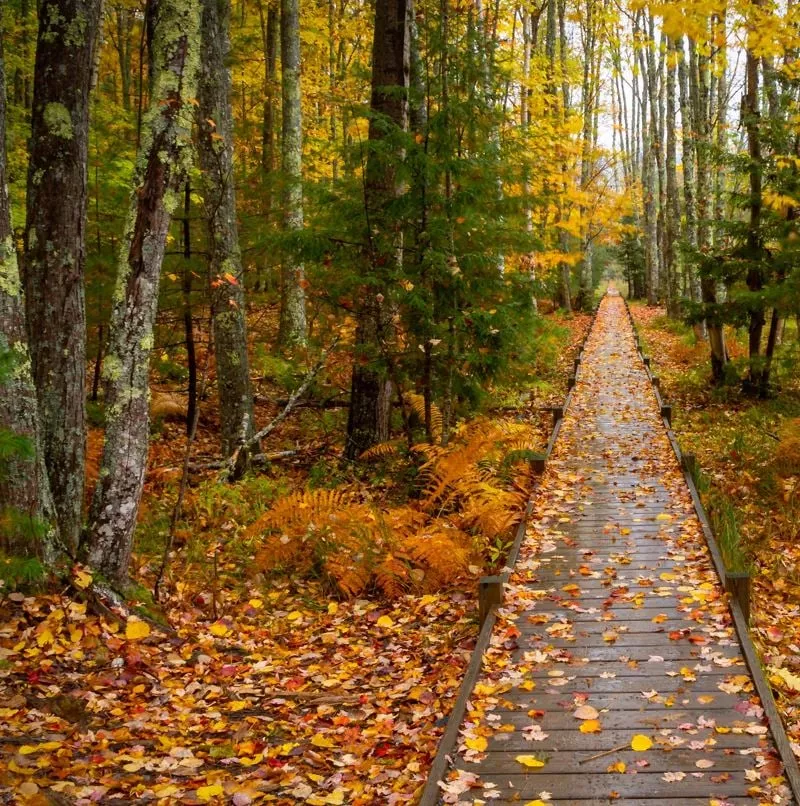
[244,418,538,598]
[775,419,800,477]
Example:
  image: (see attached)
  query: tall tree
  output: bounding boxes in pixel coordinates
[0,34,59,563]
[197,0,255,467]
[23,0,102,552]
[277,0,308,347]
[344,0,409,460]
[742,8,765,392]
[664,35,680,315]
[85,0,200,584]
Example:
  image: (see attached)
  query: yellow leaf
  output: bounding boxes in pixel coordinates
[73,569,93,589]
[376,615,394,628]
[580,719,602,733]
[524,801,549,806]
[248,599,264,609]
[286,611,302,621]
[8,760,35,775]
[36,628,54,647]
[465,736,488,752]
[125,618,151,641]
[328,602,339,615]
[324,789,346,805]
[228,701,248,712]
[209,621,229,637]
[607,761,627,773]
[19,742,61,755]
[196,784,224,802]
[631,734,653,751]
[515,755,545,768]
[656,513,672,521]
[311,734,335,748]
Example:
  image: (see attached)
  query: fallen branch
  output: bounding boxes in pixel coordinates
[225,338,339,479]
[578,744,629,764]
[186,450,302,472]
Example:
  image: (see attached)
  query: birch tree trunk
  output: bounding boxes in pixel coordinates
[198,0,255,466]
[692,35,728,382]
[277,0,308,348]
[636,26,658,306]
[85,0,201,584]
[664,36,681,316]
[0,38,60,563]
[578,0,594,309]
[344,0,409,460]
[23,0,102,553]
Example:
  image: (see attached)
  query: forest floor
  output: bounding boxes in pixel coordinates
[0,306,590,804]
[630,304,800,766]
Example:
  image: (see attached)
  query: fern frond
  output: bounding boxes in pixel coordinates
[360,440,402,461]
[403,526,473,589]
[374,554,412,598]
[406,392,443,438]
[245,488,354,539]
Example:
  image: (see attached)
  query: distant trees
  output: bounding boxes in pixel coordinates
[1,0,676,587]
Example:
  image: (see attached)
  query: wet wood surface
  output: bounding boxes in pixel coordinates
[433,295,794,805]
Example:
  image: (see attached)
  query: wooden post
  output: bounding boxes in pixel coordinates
[681,452,697,476]
[573,357,581,374]
[551,406,564,426]
[530,455,546,474]
[726,571,751,625]
[567,375,576,391]
[479,576,504,627]
[643,356,651,367]
[652,376,660,390]
[661,403,672,425]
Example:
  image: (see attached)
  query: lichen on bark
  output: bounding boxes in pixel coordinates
[84,0,201,584]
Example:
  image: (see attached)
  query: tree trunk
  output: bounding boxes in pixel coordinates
[664,36,681,316]
[198,0,255,466]
[578,0,594,310]
[85,0,201,585]
[636,31,657,306]
[344,0,409,460]
[743,25,765,393]
[181,184,197,438]
[23,0,102,554]
[0,38,60,563]
[277,0,308,347]
[693,34,727,379]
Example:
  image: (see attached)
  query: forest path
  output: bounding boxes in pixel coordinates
[429,294,794,805]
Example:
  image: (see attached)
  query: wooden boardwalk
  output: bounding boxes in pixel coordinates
[428,295,796,805]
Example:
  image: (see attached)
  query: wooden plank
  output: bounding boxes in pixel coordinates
[449,771,776,800]
[455,748,769,774]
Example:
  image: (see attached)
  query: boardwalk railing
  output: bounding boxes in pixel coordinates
[419,301,602,806]
[623,298,800,801]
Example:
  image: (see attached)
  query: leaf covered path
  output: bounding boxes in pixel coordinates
[435,294,794,805]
